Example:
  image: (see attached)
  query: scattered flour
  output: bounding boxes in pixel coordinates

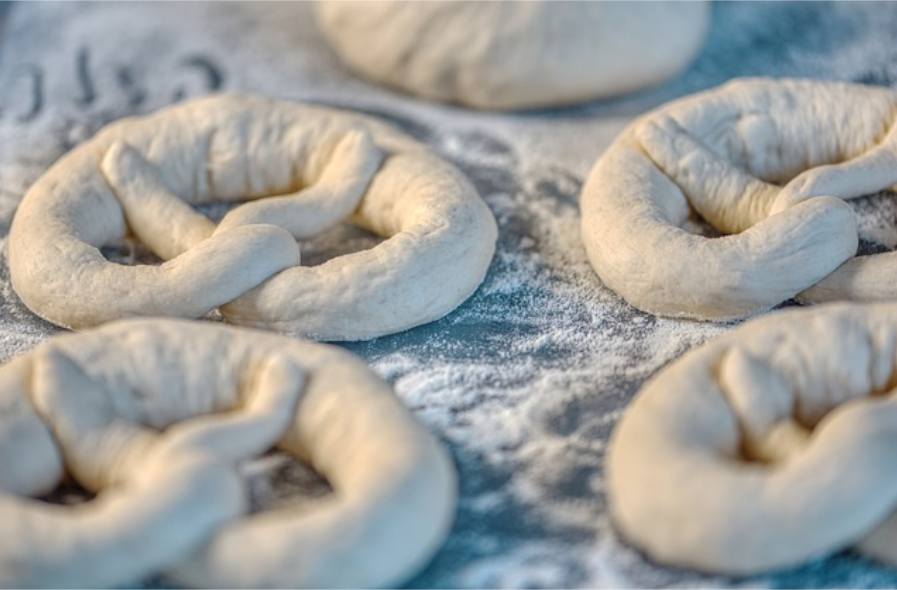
[2,2,897,588]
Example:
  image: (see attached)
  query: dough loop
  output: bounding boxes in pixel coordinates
[8,93,497,340]
[315,1,709,110]
[607,302,897,574]
[0,318,456,588]
[581,78,897,320]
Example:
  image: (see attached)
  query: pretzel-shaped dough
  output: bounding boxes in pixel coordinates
[0,318,456,588]
[607,302,897,574]
[8,93,497,340]
[581,78,897,320]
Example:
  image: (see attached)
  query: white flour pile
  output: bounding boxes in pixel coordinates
[2,2,897,588]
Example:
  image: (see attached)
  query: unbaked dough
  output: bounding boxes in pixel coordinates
[314,1,710,110]
[607,302,897,574]
[581,77,897,320]
[0,318,456,588]
[8,93,497,340]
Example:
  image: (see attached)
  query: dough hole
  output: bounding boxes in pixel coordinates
[298,223,383,268]
[243,451,333,514]
[851,190,897,254]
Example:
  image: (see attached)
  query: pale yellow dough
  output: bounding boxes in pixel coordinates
[315,1,710,110]
[8,93,497,340]
[607,302,897,574]
[581,78,897,320]
[0,318,456,588]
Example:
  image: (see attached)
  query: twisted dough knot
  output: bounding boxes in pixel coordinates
[8,93,497,340]
[607,302,897,574]
[581,77,897,320]
[0,319,456,588]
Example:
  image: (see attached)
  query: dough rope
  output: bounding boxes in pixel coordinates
[8,93,497,340]
[580,78,897,320]
[0,318,457,588]
[315,1,709,110]
[607,302,897,575]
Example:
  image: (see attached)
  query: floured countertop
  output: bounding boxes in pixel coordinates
[2,2,897,587]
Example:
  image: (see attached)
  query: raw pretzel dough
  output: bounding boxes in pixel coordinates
[0,318,456,588]
[607,302,897,574]
[314,1,710,110]
[580,77,897,320]
[8,93,497,340]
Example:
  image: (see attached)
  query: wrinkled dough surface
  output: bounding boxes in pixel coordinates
[0,318,457,588]
[8,93,497,340]
[315,1,709,110]
[580,78,897,320]
[607,302,897,574]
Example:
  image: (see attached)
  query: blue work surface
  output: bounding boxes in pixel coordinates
[0,2,896,588]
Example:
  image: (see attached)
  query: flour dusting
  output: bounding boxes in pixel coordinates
[2,2,897,588]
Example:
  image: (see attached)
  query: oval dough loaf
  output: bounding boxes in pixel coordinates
[581,77,897,320]
[8,93,497,340]
[314,1,710,110]
[0,318,456,588]
[607,302,897,574]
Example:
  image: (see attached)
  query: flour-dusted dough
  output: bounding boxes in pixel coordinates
[607,302,897,574]
[8,93,497,340]
[581,78,897,320]
[314,1,710,110]
[0,318,456,588]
